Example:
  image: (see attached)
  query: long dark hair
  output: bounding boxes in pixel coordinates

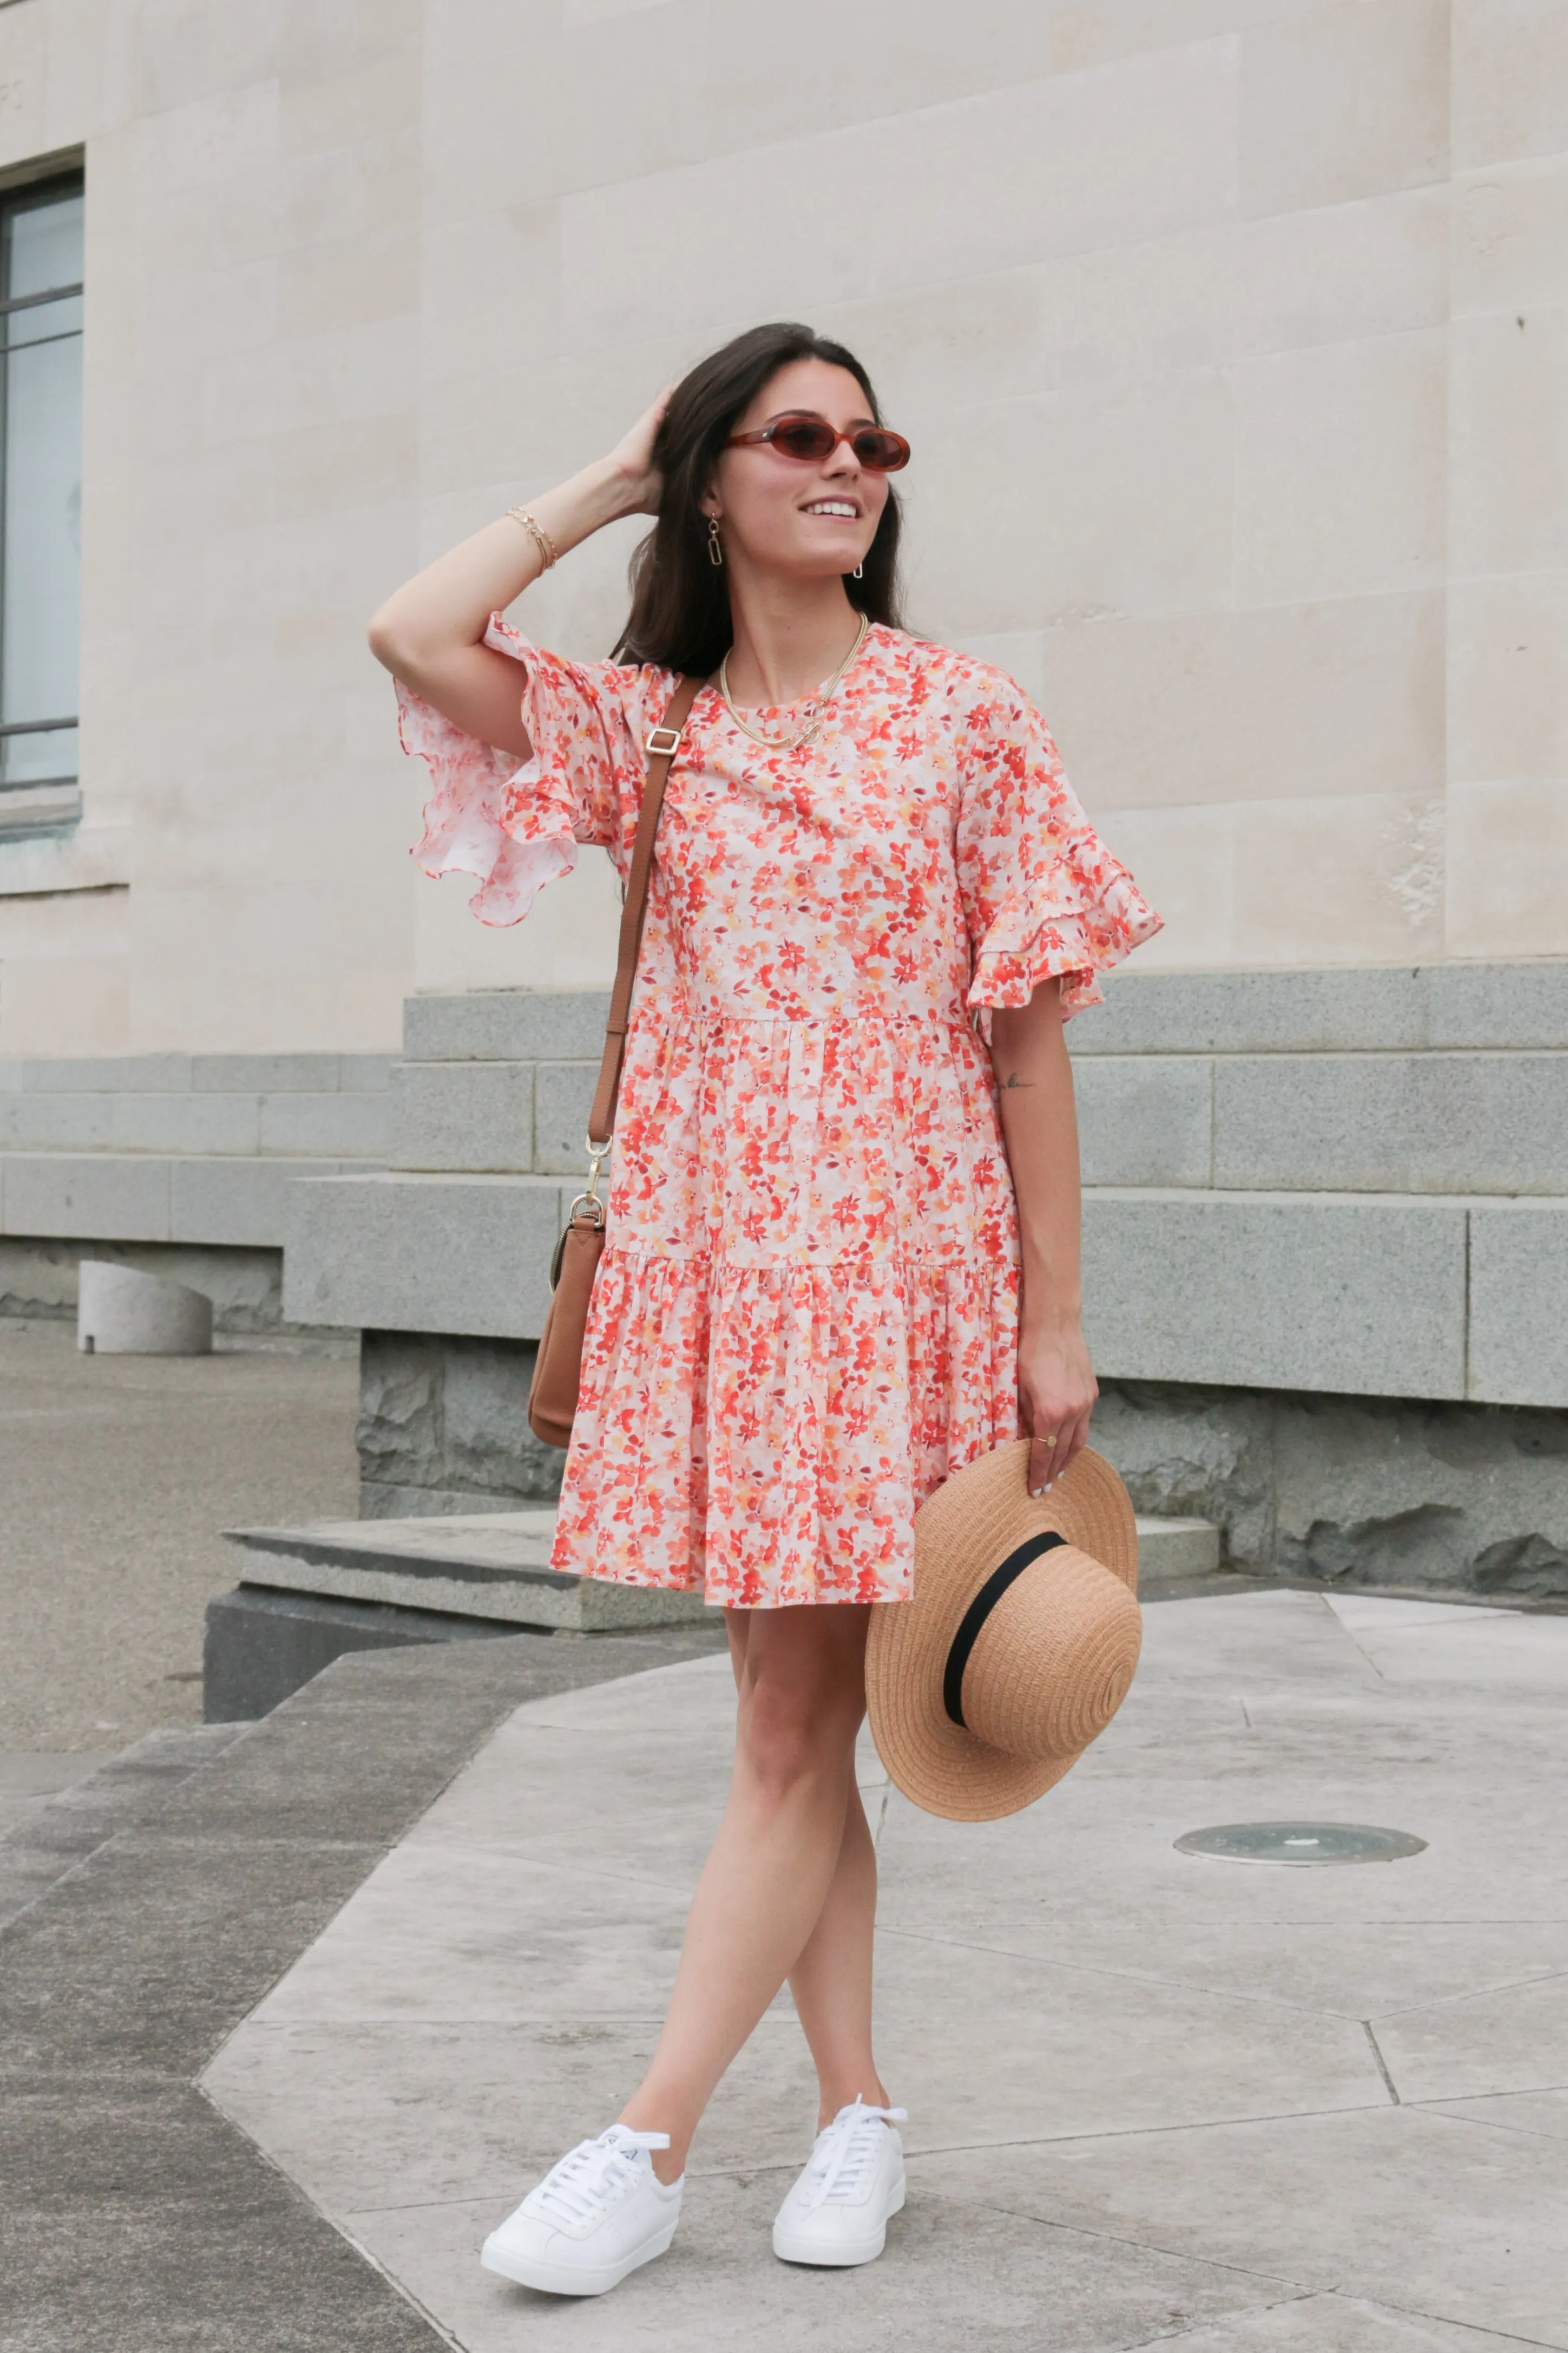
[612,322,906,675]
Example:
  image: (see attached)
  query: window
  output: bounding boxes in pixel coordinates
[0,173,83,821]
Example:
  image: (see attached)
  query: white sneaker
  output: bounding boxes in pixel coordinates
[772,2097,908,2267]
[480,2125,683,2297]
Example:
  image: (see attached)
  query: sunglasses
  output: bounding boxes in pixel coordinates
[725,413,911,472]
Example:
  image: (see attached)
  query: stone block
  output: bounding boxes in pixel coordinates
[1040,591,1444,814]
[1226,792,1443,966]
[560,40,1236,351]
[1074,1056,1212,1187]
[110,1092,262,1156]
[356,1328,563,1508]
[191,1054,348,1093]
[920,368,1235,633]
[1453,154,1568,320]
[1269,1388,1568,1593]
[1468,1200,1568,1409]
[259,1090,391,1159]
[1448,571,1568,788]
[1071,962,1568,1057]
[1,1154,173,1242]
[1426,959,1568,1049]
[533,1061,600,1175]
[19,1055,193,1093]
[402,989,609,1065]
[389,1061,533,1173]
[170,1157,316,1249]
[337,1054,396,1093]
[1093,1374,1568,1592]
[1453,0,1568,168]
[225,1514,712,1631]
[1082,1188,1468,1398]
[282,1171,566,1338]
[202,1584,520,1724]
[0,1093,116,1151]
[1451,307,1568,579]
[1212,1052,1568,1194]
[1134,1517,1222,1582]
[1232,331,1446,606]
[77,1259,213,1355]
[1446,782,1568,963]
[1239,0,1449,216]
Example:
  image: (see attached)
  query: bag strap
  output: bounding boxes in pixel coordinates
[586,673,703,1148]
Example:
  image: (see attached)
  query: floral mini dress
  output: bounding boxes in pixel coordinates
[397,620,1161,1610]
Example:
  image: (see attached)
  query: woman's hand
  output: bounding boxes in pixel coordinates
[1017,1316,1098,1496]
[367,387,676,729]
[605,385,674,517]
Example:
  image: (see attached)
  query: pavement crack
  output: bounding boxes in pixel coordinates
[1362,2019,1402,2104]
[1367,1964,1568,2023]
[1117,2293,1317,2350]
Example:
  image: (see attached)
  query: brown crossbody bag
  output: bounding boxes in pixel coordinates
[527,675,703,1448]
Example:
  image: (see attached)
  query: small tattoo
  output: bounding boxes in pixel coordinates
[1002,1072,1035,1089]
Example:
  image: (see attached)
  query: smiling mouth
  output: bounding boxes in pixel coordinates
[802,500,861,520]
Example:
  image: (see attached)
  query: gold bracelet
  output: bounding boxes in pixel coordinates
[505,506,559,572]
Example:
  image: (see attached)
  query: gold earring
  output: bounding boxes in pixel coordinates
[707,517,724,568]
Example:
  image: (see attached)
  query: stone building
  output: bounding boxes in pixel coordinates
[2,1,1565,1591]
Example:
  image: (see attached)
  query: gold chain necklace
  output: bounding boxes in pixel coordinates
[718,614,870,753]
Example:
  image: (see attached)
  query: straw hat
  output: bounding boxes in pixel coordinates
[867,1441,1141,1822]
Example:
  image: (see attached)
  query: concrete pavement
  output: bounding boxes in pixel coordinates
[204,1585,1568,2350]
[0,1318,359,1749]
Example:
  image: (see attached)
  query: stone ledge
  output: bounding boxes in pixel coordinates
[1072,959,1568,1055]
[287,1173,1568,1406]
[1,1154,385,1249]
[226,1513,713,1631]
[403,989,609,1064]
[282,1170,567,1337]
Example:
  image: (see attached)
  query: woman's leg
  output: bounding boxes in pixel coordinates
[786,1772,887,2126]
[729,1610,889,2128]
[619,1601,882,2178]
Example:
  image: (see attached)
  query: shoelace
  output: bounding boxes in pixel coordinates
[531,2127,671,2227]
[801,2098,908,2212]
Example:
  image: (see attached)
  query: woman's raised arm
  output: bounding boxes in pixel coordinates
[366,391,670,755]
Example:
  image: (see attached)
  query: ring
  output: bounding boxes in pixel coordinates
[1043,1434,1058,1448]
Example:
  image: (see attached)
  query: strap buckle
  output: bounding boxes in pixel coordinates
[582,1134,611,1207]
[644,723,685,758]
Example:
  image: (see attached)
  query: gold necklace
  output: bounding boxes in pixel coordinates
[718,614,870,753]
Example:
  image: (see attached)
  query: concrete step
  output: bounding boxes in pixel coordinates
[1136,1514,1222,1583]
[228,1505,1219,1619]
[224,1511,711,1632]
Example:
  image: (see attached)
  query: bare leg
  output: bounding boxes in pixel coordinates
[729,1611,889,2127]
[787,1771,887,2126]
[619,1602,877,2179]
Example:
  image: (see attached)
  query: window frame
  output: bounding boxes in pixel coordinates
[0,165,84,840]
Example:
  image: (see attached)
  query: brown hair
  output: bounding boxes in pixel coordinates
[612,322,906,676]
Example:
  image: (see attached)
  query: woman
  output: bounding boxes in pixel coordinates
[369,322,1160,2297]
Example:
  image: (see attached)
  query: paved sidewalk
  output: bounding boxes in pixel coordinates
[0,1318,358,1748]
[205,1588,1568,2350]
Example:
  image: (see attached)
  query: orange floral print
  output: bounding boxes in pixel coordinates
[398,620,1161,1608]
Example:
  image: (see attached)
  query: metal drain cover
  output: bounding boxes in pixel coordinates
[1175,1820,1428,1866]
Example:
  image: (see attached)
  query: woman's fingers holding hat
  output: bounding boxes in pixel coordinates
[1029,1417,1070,1495]
[1019,1336,1099,1495]
[1053,1404,1095,1486]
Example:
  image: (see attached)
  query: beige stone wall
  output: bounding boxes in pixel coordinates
[0,0,1563,1050]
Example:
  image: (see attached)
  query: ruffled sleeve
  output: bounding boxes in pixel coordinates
[398,615,659,927]
[953,663,1162,1024]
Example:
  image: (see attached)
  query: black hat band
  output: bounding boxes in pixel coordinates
[942,1530,1067,1729]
